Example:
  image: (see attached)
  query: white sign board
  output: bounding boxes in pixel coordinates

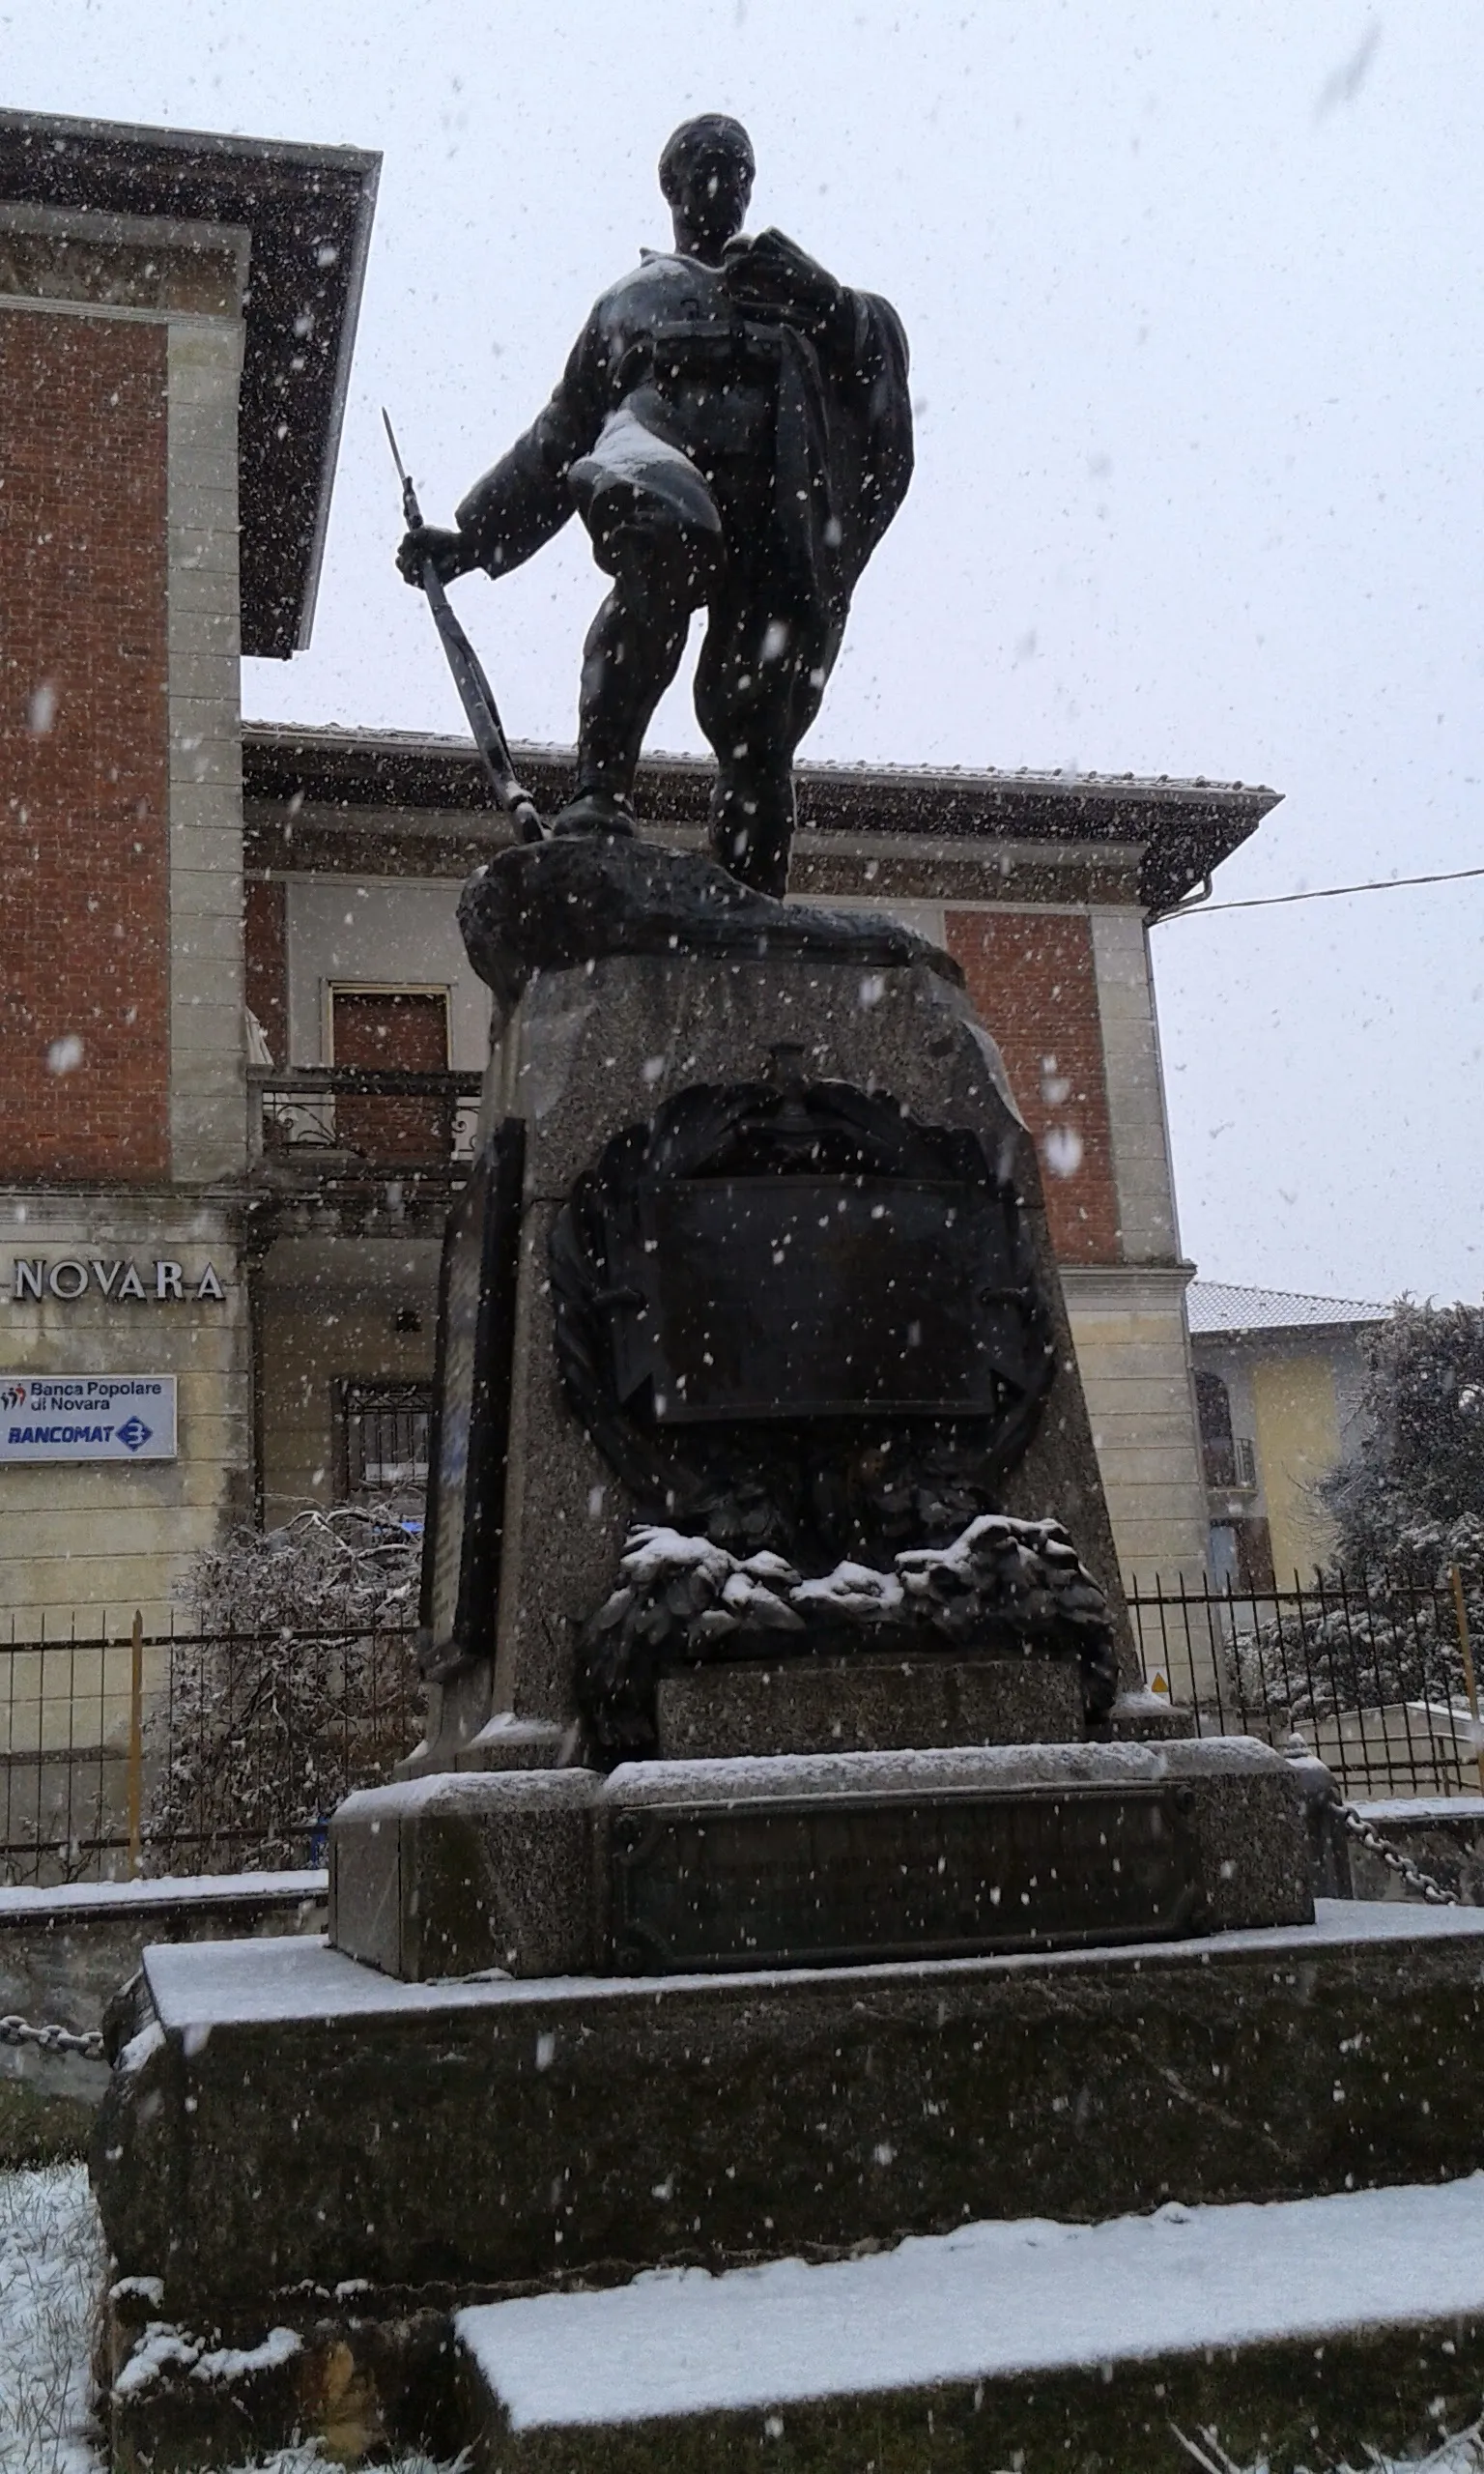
[0,1375,178,1463]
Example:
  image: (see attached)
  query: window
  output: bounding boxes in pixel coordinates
[1194,1368,1237,1490]
[339,1382,434,1496]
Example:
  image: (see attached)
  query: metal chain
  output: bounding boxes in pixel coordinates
[1338,1803,1460,1906]
[0,2012,105,2060]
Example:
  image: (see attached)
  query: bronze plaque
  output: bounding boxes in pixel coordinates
[604,1177,1040,1422]
[610,1784,1207,1972]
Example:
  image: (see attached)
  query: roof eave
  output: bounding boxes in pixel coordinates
[242,721,1279,899]
[0,109,382,659]
[288,148,380,652]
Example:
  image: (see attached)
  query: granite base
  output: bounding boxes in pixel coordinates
[94,1901,1484,2332]
[652,1651,1084,1758]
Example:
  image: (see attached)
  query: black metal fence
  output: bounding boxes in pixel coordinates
[3,1574,1480,1884]
[1127,1569,1484,1802]
[0,1614,423,1887]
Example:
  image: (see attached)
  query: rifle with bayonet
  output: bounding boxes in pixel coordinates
[384,410,544,844]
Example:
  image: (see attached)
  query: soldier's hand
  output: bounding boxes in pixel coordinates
[396,524,473,587]
[723,227,844,336]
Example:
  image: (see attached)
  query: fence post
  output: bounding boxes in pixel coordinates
[1449,1565,1484,1796]
[127,1609,144,1880]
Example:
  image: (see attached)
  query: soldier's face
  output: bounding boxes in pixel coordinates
[671,147,753,252]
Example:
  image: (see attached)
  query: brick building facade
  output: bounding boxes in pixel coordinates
[0,104,1279,1643]
[0,109,377,1630]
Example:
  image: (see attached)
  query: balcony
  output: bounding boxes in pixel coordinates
[248,1066,482,1190]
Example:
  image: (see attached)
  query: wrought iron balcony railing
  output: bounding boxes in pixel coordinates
[248,1066,483,1177]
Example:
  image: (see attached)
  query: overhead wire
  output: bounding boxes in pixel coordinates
[1159,861,1484,919]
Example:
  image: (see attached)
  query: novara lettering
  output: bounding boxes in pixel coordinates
[11,1258,227,1306]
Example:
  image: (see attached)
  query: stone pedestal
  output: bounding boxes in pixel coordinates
[95,1893,1484,2469]
[407,937,1134,1775]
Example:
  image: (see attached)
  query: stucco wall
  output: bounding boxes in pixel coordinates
[1251,1351,1340,1581]
[258,1237,439,1526]
[1063,1267,1211,1591]
[0,1199,248,1629]
[284,876,492,1069]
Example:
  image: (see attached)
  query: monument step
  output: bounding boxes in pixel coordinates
[328,1737,1313,1982]
[451,2170,1484,2473]
[93,1898,1484,2342]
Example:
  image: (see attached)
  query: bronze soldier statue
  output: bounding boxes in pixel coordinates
[398,114,912,898]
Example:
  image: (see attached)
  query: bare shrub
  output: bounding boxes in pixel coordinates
[144,1509,423,1875]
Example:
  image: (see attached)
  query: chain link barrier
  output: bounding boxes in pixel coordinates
[0,2012,105,2060]
[1338,1802,1461,1906]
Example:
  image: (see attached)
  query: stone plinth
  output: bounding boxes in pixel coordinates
[328,1769,596,1982]
[329,1738,1311,1981]
[92,855,1348,2473]
[409,941,1133,1774]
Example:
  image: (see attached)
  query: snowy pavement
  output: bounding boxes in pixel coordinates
[0,2163,100,2474]
[458,2172,1484,2433]
[0,2167,454,2473]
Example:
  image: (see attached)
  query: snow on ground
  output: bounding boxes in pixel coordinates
[0,2163,102,2474]
[170,2454,461,2472]
[459,2174,1484,2437]
[1175,2431,1484,2474]
[0,2167,458,2472]
[130,2456,460,2474]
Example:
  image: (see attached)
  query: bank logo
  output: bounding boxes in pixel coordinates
[0,1384,25,1411]
[116,1417,152,1453]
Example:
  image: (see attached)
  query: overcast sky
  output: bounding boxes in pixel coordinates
[7,2,1479,1308]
